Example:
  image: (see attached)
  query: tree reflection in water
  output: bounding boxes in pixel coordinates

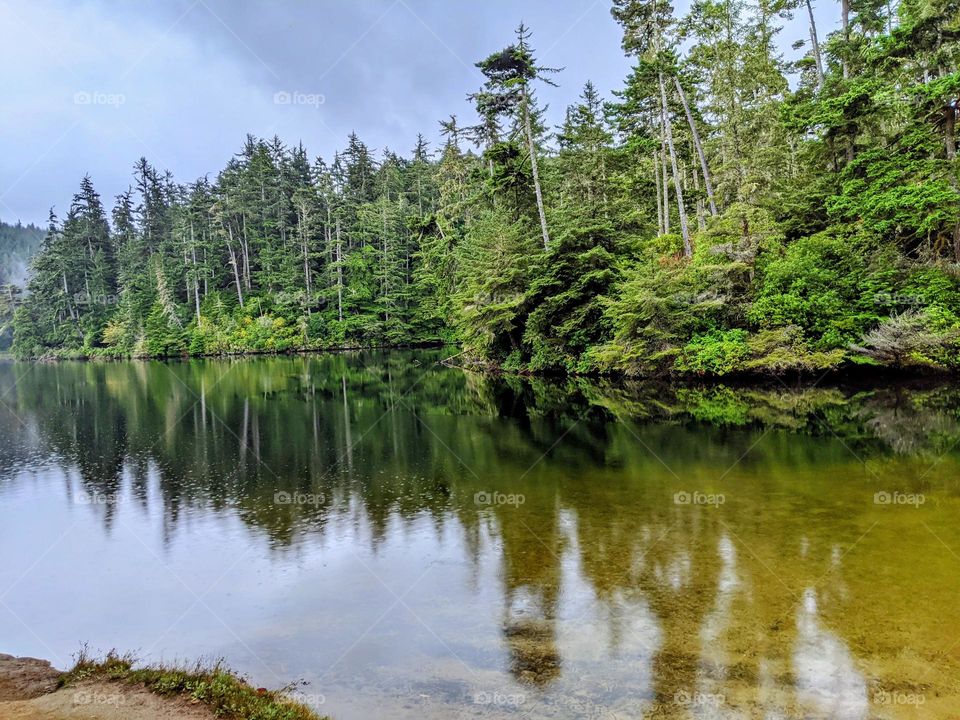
[1,352,959,718]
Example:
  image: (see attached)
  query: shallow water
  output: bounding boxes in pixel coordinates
[0,352,958,719]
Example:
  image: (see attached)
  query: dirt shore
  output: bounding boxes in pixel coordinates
[0,654,213,720]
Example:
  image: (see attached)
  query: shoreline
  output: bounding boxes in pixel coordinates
[5,342,957,385]
[0,652,327,720]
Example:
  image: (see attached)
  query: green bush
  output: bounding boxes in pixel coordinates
[674,329,750,376]
[749,230,895,349]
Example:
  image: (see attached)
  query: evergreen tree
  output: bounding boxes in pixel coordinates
[8,4,960,374]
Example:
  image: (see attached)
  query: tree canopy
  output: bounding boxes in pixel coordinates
[9,0,960,376]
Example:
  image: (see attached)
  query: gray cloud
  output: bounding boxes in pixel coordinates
[0,0,837,224]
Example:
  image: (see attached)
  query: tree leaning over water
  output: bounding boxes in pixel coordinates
[10,0,960,375]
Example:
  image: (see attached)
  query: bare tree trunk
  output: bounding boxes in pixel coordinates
[325,206,333,265]
[335,218,344,323]
[806,0,825,84]
[673,75,718,216]
[522,92,551,249]
[841,0,851,79]
[654,152,664,236]
[946,104,956,160]
[62,272,76,320]
[240,215,252,291]
[182,246,190,307]
[659,73,692,256]
[190,224,200,321]
[692,165,706,231]
[660,127,671,235]
[299,206,312,305]
[225,222,244,308]
[381,202,390,324]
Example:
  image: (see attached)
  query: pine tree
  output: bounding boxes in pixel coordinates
[471,24,560,248]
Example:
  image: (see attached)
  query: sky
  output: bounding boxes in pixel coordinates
[0,0,839,226]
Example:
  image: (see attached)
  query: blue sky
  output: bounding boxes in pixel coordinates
[0,0,839,225]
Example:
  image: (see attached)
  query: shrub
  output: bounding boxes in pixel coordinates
[674,329,749,376]
[749,230,895,349]
[850,310,960,368]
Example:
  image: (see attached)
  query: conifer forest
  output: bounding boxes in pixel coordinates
[10,0,960,376]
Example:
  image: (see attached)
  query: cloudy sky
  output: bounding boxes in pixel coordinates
[0,0,839,226]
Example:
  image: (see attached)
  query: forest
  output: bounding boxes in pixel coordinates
[10,0,960,376]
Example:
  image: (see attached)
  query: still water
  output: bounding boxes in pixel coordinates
[0,352,958,719]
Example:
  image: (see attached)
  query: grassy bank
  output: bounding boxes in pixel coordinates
[60,651,327,720]
[12,339,960,384]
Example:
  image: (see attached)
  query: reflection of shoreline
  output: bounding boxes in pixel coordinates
[4,354,960,463]
[2,353,957,562]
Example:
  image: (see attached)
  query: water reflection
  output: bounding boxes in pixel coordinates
[794,588,868,719]
[0,353,959,719]
[695,535,739,716]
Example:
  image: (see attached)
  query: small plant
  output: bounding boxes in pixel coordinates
[60,649,327,720]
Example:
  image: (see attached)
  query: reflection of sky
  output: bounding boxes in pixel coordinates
[695,535,738,719]
[793,589,868,720]
[0,459,884,719]
[1,463,665,720]
[554,509,660,718]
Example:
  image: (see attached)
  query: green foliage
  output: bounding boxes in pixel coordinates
[674,329,749,375]
[7,3,960,376]
[850,309,960,368]
[743,326,847,373]
[524,218,621,373]
[143,302,185,357]
[452,209,536,360]
[749,230,895,349]
[62,651,326,720]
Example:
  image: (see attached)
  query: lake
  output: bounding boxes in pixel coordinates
[0,352,958,719]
